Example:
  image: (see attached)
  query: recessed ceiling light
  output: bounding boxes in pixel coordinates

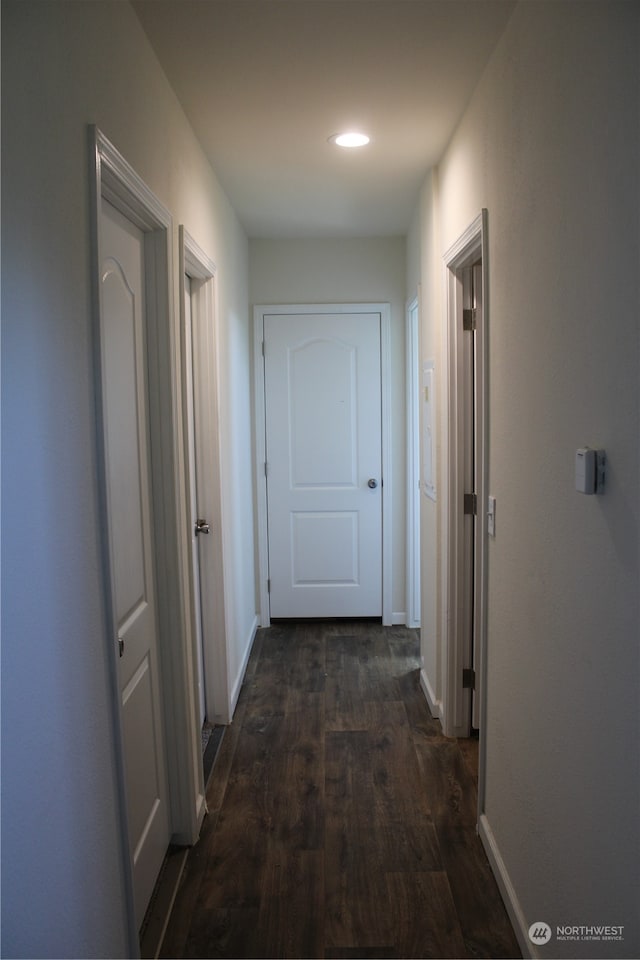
[329,132,370,148]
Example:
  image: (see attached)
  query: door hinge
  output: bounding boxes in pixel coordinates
[462,668,475,690]
[261,340,265,357]
[464,492,477,515]
[264,461,268,477]
[267,578,271,594]
[463,308,477,331]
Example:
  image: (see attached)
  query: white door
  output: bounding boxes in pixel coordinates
[264,311,382,618]
[100,199,170,927]
[184,273,207,727]
[406,298,421,628]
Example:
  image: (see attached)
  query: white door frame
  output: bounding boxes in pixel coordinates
[441,212,488,783]
[406,295,421,629]
[253,303,393,626]
[179,227,231,725]
[89,128,204,950]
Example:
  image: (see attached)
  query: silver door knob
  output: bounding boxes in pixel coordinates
[195,518,210,535]
[368,478,378,489]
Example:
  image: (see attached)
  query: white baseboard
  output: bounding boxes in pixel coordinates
[193,789,206,829]
[391,611,407,625]
[419,667,442,721]
[227,614,259,722]
[478,813,534,959]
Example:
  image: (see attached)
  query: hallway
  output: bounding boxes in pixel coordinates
[160,622,520,959]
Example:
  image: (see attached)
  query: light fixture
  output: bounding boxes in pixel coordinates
[329,131,370,148]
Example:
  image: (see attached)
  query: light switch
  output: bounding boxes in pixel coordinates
[575,447,606,495]
[487,496,496,537]
[575,448,596,494]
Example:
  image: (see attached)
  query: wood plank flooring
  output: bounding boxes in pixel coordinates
[160,622,521,959]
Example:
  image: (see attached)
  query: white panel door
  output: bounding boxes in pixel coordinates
[184,274,207,727]
[100,199,170,928]
[264,311,382,618]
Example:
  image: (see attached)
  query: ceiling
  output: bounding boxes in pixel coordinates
[132,0,515,238]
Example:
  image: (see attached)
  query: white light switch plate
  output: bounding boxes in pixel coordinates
[487,496,496,537]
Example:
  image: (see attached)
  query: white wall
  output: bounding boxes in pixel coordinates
[407,172,442,710]
[250,237,408,620]
[1,1,255,956]
[409,1,639,955]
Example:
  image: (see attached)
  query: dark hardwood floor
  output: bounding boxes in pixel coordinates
[160,621,521,959]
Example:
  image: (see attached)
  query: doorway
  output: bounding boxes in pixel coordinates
[406,296,421,629]
[90,128,205,949]
[254,303,393,625]
[441,212,488,778]
[98,195,170,928]
[179,227,231,726]
[184,272,207,726]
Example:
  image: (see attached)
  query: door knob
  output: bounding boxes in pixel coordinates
[368,478,378,489]
[195,518,210,535]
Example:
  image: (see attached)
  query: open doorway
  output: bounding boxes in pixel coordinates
[441,211,489,814]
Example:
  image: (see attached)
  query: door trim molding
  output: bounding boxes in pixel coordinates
[253,302,392,626]
[89,127,202,947]
[441,212,489,784]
